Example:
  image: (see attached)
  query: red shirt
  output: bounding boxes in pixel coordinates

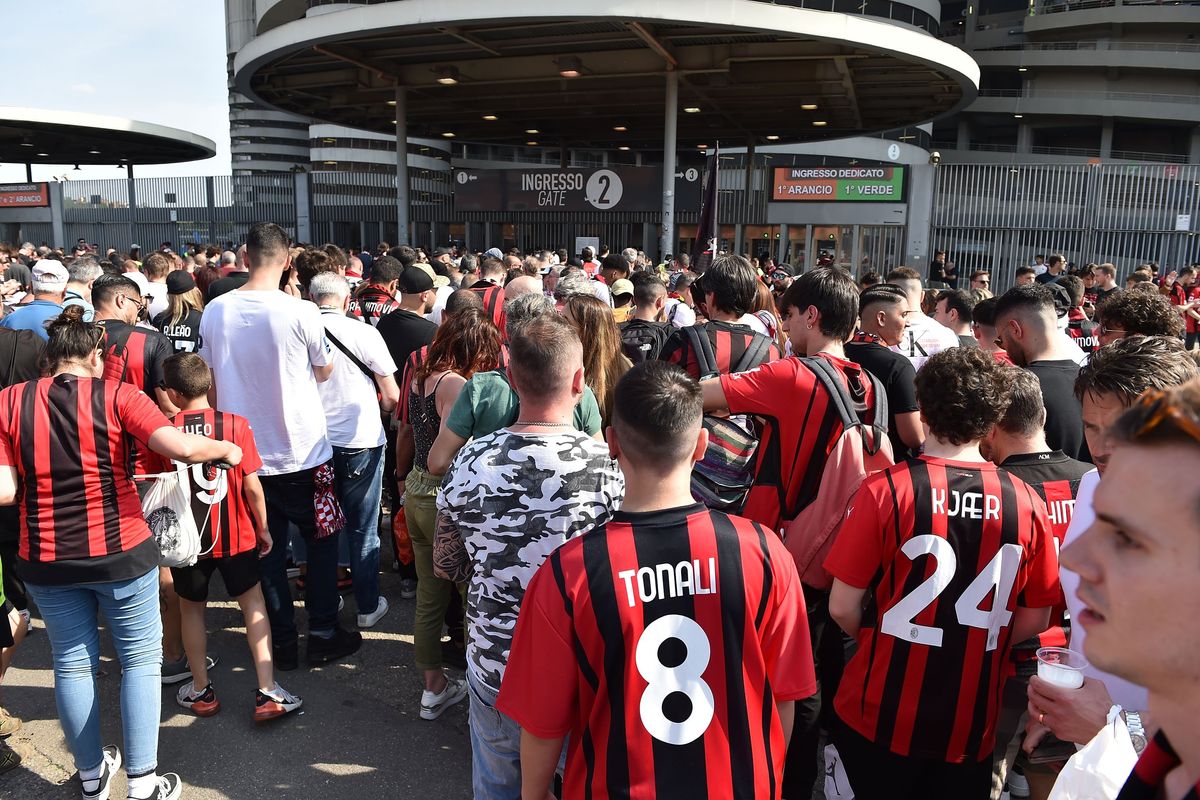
[0,376,169,585]
[150,409,264,559]
[497,504,815,800]
[1187,286,1200,334]
[470,283,506,333]
[719,354,877,532]
[659,321,782,379]
[826,457,1060,763]
[347,284,401,327]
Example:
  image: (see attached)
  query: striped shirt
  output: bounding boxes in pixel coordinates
[0,376,169,584]
[497,504,816,800]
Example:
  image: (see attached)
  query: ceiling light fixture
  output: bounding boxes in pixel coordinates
[525,129,539,135]
[526,141,539,146]
[618,145,630,151]
[684,106,701,113]
[557,56,583,78]
[1018,67,1028,72]
[88,148,101,155]
[442,131,456,138]
[1014,114,1023,118]
[434,66,460,85]
[36,152,49,157]
[765,135,780,141]
[482,114,498,121]
[801,103,818,110]
[812,120,828,127]
[697,144,708,149]
[387,100,397,106]
[613,125,627,132]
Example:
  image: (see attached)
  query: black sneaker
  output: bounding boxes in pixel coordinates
[273,640,298,672]
[80,744,121,800]
[306,627,362,666]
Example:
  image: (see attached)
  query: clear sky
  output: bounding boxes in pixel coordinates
[2,0,230,183]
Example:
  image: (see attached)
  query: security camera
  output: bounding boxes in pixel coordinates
[929,151,942,165]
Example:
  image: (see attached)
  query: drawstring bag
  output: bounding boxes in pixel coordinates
[139,466,226,568]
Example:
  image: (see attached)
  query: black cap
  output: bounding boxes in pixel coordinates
[396,266,434,294]
[166,270,197,295]
[1045,282,1071,318]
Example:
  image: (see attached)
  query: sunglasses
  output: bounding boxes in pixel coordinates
[1131,388,1200,445]
[1098,324,1126,337]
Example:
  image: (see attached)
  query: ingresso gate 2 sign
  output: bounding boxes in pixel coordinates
[771,167,905,203]
[453,167,665,213]
[0,183,50,208]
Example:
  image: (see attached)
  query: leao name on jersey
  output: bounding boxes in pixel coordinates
[617,558,717,608]
[932,487,1002,520]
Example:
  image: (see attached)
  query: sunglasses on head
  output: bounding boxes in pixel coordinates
[1129,388,1200,446]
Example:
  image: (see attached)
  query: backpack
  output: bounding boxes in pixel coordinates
[783,357,893,590]
[685,325,774,512]
[620,319,671,364]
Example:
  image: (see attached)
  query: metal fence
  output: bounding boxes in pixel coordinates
[931,162,1200,288]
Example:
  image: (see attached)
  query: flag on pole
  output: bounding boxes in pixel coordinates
[691,143,719,274]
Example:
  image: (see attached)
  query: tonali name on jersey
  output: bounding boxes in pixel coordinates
[617,558,717,607]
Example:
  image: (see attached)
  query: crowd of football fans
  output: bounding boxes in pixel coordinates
[0,231,1197,800]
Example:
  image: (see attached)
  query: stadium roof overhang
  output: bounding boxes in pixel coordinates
[0,107,216,166]
[234,0,980,149]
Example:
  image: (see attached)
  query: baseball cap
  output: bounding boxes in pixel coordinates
[122,271,151,297]
[610,278,634,298]
[484,247,504,260]
[1046,282,1071,318]
[396,266,434,294]
[166,271,197,295]
[411,263,450,289]
[33,260,68,287]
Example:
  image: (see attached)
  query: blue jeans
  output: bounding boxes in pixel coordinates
[468,670,566,800]
[26,568,162,777]
[259,466,341,645]
[332,444,384,615]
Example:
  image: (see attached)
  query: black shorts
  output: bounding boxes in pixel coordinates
[170,551,261,603]
[833,717,992,800]
[0,601,13,648]
[0,539,26,612]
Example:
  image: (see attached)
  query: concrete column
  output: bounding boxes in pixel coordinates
[395,86,411,245]
[49,181,65,248]
[804,224,814,269]
[906,163,936,269]
[956,119,971,150]
[294,171,312,243]
[205,177,217,245]
[1016,123,1033,153]
[778,224,789,264]
[359,221,369,250]
[734,223,745,255]
[660,70,679,263]
[1100,119,1114,159]
[126,164,137,250]
[1189,126,1200,162]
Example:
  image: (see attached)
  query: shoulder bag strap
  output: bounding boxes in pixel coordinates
[732,334,771,374]
[684,325,720,380]
[324,327,374,380]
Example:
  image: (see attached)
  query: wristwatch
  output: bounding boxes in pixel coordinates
[1124,710,1147,754]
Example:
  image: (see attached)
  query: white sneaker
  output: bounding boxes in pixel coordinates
[81,744,121,800]
[357,596,389,629]
[420,676,466,720]
[128,773,182,800]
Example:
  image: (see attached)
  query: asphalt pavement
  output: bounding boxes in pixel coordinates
[0,566,473,799]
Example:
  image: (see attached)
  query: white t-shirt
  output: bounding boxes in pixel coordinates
[665,298,696,328]
[199,289,333,475]
[890,312,960,371]
[1060,469,1150,712]
[318,309,396,449]
[145,281,169,320]
[425,284,454,325]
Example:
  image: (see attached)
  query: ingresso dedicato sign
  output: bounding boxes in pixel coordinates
[0,183,50,208]
[453,167,668,213]
[771,166,905,203]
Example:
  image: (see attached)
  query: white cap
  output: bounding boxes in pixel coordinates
[122,271,151,297]
[32,259,68,288]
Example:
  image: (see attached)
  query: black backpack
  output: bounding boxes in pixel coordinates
[620,319,671,364]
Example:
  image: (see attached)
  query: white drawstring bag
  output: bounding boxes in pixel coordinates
[138,466,224,568]
[1047,706,1138,800]
[824,743,855,799]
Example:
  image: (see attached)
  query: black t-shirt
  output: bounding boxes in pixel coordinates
[375,308,437,379]
[152,308,203,353]
[206,271,250,303]
[1093,286,1120,307]
[845,339,919,457]
[1035,271,1062,285]
[1027,360,1089,463]
[3,263,32,291]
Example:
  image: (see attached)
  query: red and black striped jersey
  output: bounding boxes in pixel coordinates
[719,354,877,532]
[347,284,401,327]
[0,375,169,585]
[147,409,264,559]
[826,457,1060,763]
[470,283,506,333]
[97,319,174,395]
[1168,281,1188,308]
[659,321,782,380]
[497,504,816,800]
[1066,314,1100,355]
[999,451,1090,662]
[1117,731,1200,800]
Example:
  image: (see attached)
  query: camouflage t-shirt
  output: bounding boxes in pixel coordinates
[437,429,624,692]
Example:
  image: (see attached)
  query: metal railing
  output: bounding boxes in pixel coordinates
[977,88,1200,104]
[973,39,1200,52]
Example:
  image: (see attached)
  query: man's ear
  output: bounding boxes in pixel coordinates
[691,426,709,465]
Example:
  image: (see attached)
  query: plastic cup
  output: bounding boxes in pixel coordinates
[1036,647,1088,689]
